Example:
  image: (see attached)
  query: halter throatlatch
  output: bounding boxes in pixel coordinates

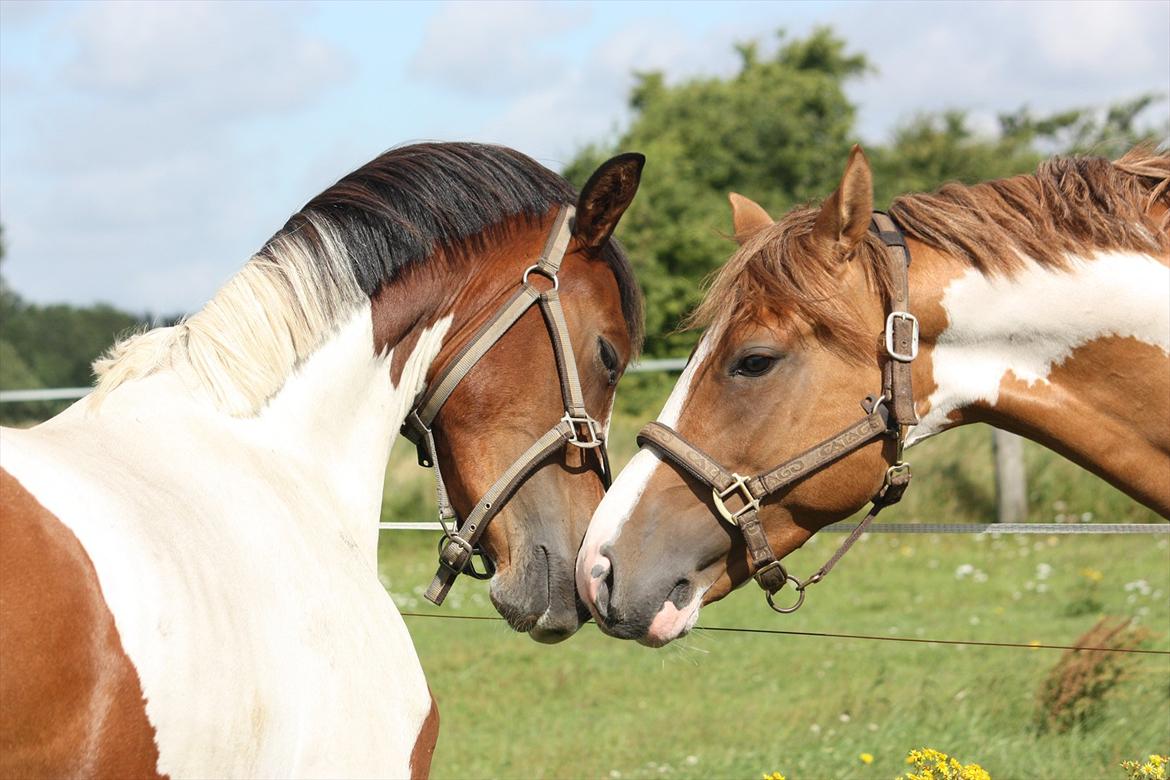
[636,212,919,614]
[401,206,612,605]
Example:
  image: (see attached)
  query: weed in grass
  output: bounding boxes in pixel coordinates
[1034,617,1152,734]
[1064,568,1106,617]
[1121,754,1168,779]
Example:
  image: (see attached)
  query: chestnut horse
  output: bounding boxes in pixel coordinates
[578,146,1168,647]
[0,142,644,777]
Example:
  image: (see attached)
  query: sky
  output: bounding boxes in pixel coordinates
[1,0,1167,315]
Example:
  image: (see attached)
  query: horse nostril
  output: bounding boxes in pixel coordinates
[590,550,616,623]
[595,578,610,622]
[667,578,693,609]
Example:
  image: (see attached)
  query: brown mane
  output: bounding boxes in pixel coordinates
[688,147,1170,362]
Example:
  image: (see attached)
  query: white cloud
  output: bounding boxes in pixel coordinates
[836,1,1170,141]
[473,17,763,161]
[410,1,591,97]
[1,1,349,313]
[65,1,347,116]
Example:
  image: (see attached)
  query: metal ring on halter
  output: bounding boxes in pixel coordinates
[522,264,559,291]
[764,573,808,614]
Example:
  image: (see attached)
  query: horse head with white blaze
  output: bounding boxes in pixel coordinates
[578,145,1169,648]
[0,142,643,778]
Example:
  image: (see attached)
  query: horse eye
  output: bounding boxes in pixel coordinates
[598,337,620,385]
[732,353,777,378]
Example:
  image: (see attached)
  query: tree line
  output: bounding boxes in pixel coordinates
[0,28,1164,398]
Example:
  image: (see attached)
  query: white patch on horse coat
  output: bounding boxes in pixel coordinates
[0,306,452,779]
[577,336,714,598]
[910,251,1170,444]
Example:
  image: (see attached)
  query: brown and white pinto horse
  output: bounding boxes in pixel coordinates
[578,146,1169,647]
[0,142,644,777]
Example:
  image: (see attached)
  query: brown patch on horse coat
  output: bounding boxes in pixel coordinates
[409,686,440,780]
[0,469,166,779]
[974,336,1170,515]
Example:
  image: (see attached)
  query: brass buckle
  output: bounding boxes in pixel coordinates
[711,473,760,527]
[884,462,911,488]
[562,413,604,449]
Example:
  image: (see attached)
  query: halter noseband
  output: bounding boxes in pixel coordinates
[635,213,919,614]
[401,206,612,605]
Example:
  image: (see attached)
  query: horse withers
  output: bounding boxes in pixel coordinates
[0,142,644,778]
[578,145,1169,647]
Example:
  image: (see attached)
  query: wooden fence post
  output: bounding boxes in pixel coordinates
[992,428,1027,523]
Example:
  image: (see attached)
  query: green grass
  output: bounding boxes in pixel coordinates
[380,531,1169,780]
[380,379,1166,779]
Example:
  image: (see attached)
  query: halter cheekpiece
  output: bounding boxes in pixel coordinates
[636,212,920,613]
[401,206,612,605]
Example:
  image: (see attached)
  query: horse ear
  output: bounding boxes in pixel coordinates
[729,192,773,243]
[574,152,645,250]
[813,145,873,248]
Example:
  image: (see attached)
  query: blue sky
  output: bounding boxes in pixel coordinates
[1,0,1167,314]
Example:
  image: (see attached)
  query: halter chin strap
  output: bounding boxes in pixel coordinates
[401,206,612,605]
[636,212,919,614]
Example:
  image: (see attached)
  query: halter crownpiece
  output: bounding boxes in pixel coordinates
[636,212,918,614]
[401,206,613,605]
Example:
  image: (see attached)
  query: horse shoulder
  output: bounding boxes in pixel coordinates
[0,467,165,779]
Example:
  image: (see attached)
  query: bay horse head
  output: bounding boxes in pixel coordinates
[578,145,1170,646]
[93,142,645,644]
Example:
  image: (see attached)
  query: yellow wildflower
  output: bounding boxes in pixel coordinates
[761,772,787,780]
[859,752,874,764]
[1079,567,1104,582]
[897,747,990,780]
[1121,754,1168,780]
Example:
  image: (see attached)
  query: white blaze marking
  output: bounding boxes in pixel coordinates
[0,307,453,778]
[911,251,1170,444]
[577,335,716,591]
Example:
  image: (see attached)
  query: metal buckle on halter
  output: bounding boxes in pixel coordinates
[711,473,760,527]
[878,461,912,504]
[562,413,604,449]
[522,264,559,291]
[884,312,919,362]
[437,533,496,580]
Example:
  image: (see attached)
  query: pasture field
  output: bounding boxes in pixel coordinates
[379,382,1167,779]
[379,531,1169,780]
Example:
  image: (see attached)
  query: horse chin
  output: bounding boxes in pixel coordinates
[489,545,587,642]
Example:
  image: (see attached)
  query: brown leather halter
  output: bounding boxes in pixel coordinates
[636,213,919,613]
[402,206,612,605]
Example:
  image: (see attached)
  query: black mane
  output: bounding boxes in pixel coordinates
[266,141,643,351]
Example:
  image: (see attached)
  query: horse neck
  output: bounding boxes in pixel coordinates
[906,241,1170,514]
[243,304,452,559]
[76,292,454,566]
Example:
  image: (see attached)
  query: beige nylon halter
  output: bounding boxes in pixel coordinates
[401,206,612,605]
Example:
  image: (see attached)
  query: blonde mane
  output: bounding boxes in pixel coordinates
[689,147,1170,362]
[92,214,364,416]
